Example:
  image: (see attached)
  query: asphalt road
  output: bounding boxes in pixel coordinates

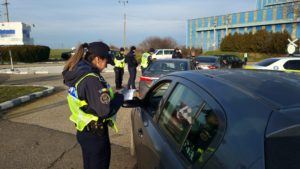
[0,69,141,169]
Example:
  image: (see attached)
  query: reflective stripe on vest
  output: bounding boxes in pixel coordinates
[141,52,150,68]
[67,73,117,132]
[114,57,125,68]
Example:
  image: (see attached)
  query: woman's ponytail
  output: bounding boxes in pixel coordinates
[63,43,88,71]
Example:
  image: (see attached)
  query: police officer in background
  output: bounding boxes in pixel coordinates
[141,48,155,74]
[114,47,125,90]
[172,47,183,59]
[188,50,197,67]
[62,41,124,169]
[125,46,138,89]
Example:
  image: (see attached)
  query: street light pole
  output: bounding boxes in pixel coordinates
[2,0,10,22]
[119,0,128,50]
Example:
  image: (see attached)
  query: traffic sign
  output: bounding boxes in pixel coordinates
[287,38,298,54]
[287,44,296,54]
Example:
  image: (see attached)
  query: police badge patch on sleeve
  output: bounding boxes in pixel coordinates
[100,92,110,104]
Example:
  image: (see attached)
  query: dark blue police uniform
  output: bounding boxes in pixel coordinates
[125,46,138,89]
[63,59,124,169]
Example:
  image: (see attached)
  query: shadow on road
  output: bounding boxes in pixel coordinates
[0,99,67,120]
[0,86,67,120]
[2,74,63,85]
[0,74,11,84]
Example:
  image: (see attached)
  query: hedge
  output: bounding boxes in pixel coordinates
[0,45,50,63]
[220,30,291,54]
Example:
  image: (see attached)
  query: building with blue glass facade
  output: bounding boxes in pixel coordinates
[187,0,300,51]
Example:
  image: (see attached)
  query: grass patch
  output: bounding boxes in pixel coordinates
[203,50,286,62]
[0,86,47,103]
[50,48,70,60]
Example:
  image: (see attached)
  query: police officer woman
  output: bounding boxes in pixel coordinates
[62,42,124,169]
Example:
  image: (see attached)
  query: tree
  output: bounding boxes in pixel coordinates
[138,36,178,51]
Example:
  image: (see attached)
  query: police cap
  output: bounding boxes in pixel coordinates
[88,41,110,59]
[130,46,136,51]
[148,48,155,53]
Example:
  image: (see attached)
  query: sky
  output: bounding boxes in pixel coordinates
[7,0,256,49]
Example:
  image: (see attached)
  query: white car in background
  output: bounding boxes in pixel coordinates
[244,57,300,72]
[151,49,174,59]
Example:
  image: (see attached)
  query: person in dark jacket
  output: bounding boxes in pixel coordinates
[62,41,124,169]
[125,46,138,89]
[188,50,197,67]
[172,48,183,59]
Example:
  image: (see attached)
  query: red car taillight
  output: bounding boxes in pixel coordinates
[140,76,153,86]
[208,65,218,69]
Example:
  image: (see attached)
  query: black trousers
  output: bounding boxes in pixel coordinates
[127,67,136,89]
[77,130,111,169]
[114,67,124,89]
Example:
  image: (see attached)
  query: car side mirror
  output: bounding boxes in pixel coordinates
[122,96,143,108]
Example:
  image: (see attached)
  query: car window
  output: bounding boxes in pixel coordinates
[180,104,219,163]
[164,50,174,55]
[149,61,188,72]
[283,60,300,70]
[158,83,204,146]
[146,81,171,116]
[195,57,217,63]
[156,50,163,55]
[256,58,279,66]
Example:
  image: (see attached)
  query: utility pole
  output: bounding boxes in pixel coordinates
[119,0,128,50]
[2,0,9,22]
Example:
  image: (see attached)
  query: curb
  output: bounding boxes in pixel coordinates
[0,85,55,111]
[0,71,50,74]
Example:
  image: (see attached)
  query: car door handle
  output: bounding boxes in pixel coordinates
[137,128,143,138]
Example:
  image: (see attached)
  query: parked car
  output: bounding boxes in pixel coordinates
[195,55,243,69]
[195,56,220,69]
[151,49,174,59]
[139,59,196,98]
[61,48,76,60]
[243,57,300,72]
[216,54,244,68]
[124,69,300,169]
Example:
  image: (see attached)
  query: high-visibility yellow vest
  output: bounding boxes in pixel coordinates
[67,73,118,132]
[114,57,125,68]
[141,52,150,68]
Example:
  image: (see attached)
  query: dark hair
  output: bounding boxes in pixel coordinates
[63,42,108,71]
[63,43,88,71]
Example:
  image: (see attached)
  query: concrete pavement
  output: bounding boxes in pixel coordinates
[0,120,136,169]
[0,68,140,169]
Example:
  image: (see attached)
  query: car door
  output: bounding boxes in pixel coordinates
[134,76,226,169]
[156,78,226,169]
[132,79,174,169]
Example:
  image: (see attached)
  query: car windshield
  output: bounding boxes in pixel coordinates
[255,58,279,67]
[146,60,189,75]
[195,57,217,63]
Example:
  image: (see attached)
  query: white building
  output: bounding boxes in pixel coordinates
[0,22,34,46]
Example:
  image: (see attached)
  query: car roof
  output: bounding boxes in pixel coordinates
[195,56,218,58]
[169,69,300,109]
[153,58,190,62]
[215,54,238,57]
[262,57,300,60]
